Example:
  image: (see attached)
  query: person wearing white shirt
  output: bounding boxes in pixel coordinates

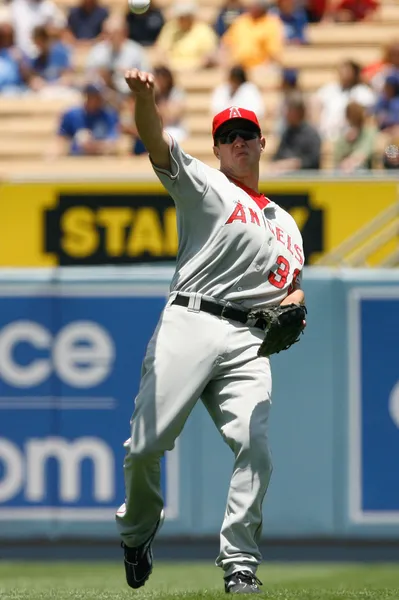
[311,59,376,141]
[10,0,66,57]
[86,14,150,96]
[211,65,265,119]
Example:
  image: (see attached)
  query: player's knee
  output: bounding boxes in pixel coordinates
[223,424,272,475]
[124,432,174,460]
[259,440,273,478]
[249,430,273,477]
[123,435,155,461]
[224,401,271,460]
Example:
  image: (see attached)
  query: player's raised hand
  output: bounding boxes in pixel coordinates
[125,69,155,96]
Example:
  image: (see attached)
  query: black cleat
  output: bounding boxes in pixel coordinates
[225,571,263,594]
[121,510,165,589]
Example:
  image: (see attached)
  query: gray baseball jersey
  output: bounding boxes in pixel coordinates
[153,136,304,308]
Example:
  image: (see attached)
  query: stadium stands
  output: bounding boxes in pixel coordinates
[0,0,398,176]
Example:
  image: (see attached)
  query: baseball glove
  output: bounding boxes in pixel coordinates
[253,303,307,357]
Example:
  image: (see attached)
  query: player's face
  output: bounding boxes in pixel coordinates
[213,126,265,174]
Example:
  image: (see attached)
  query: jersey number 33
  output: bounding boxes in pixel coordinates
[268,255,301,290]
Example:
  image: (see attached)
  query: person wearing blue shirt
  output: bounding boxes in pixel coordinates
[0,22,28,94]
[67,0,109,41]
[271,0,308,44]
[125,2,164,46]
[373,72,399,170]
[28,25,72,90]
[56,82,120,156]
[374,72,399,130]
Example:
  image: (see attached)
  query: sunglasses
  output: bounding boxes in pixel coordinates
[216,129,259,145]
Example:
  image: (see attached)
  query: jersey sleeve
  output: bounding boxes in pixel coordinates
[151,135,209,204]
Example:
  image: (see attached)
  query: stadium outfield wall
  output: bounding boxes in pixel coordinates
[0,266,398,542]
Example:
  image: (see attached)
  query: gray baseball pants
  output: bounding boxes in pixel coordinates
[115,294,273,578]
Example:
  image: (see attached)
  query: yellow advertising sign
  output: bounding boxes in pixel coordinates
[0,180,397,267]
[0,182,177,267]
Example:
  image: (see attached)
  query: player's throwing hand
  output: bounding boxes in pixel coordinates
[125,69,155,96]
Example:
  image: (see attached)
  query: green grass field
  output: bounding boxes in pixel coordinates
[1,562,399,600]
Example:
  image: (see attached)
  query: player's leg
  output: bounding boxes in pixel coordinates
[202,324,272,592]
[116,301,228,586]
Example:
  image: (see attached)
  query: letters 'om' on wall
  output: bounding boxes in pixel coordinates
[0,180,397,267]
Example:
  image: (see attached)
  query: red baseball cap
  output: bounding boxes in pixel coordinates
[212,106,261,139]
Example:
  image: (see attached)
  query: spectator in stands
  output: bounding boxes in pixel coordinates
[214,0,245,37]
[53,81,119,156]
[67,0,108,43]
[333,101,377,172]
[304,0,379,24]
[332,0,379,21]
[0,21,28,94]
[270,92,321,173]
[302,0,330,22]
[365,46,399,170]
[27,25,73,93]
[122,65,187,154]
[155,2,218,71]
[270,0,308,45]
[86,15,150,96]
[373,72,399,131]
[125,0,164,46]
[362,41,394,88]
[211,64,265,118]
[311,59,376,141]
[273,67,300,133]
[220,0,284,70]
[10,0,66,57]
[367,40,399,94]
[154,65,186,142]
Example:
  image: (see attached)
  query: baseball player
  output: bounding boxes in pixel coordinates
[116,68,305,595]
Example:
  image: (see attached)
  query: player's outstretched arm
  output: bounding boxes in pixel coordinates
[125,69,171,170]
